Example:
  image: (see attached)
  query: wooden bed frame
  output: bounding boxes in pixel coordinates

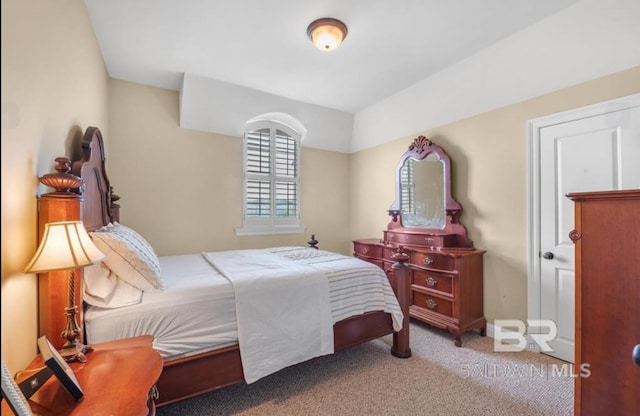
[38,126,411,406]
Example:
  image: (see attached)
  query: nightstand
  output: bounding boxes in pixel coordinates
[2,335,162,416]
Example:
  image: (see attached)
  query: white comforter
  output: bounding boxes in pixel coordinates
[203,249,333,383]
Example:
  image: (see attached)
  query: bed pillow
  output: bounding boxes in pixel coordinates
[83,262,117,302]
[90,223,163,292]
[84,267,143,309]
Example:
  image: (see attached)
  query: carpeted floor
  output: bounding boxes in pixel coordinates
[157,322,573,415]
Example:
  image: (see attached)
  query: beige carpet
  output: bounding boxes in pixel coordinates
[157,321,573,415]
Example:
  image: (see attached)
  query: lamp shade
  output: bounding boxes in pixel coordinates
[24,221,106,273]
[307,18,348,52]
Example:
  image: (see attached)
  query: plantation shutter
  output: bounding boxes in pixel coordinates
[400,159,415,213]
[246,128,271,218]
[242,123,300,230]
[275,129,298,219]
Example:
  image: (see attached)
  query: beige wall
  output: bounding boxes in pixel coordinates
[350,66,640,325]
[1,0,109,372]
[108,79,351,256]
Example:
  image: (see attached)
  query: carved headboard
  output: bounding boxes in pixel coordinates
[70,127,120,231]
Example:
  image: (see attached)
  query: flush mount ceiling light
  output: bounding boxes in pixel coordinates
[307,18,348,52]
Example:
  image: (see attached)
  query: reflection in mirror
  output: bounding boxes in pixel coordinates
[400,154,445,228]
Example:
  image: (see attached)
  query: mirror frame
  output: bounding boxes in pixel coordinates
[388,136,473,248]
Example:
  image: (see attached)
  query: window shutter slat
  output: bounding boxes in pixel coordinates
[275,181,297,218]
[275,130,296,178]
[246,129,271,175]
[246,179,271,217]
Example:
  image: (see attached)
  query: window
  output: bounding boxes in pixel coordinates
[236,120,305,236]
[400,158,416,213]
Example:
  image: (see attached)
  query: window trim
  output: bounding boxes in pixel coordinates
[235,119,306,236]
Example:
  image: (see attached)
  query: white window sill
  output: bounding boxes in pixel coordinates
[234,225,307,236]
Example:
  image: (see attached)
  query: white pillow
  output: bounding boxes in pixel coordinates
[84,276,143,309]
[90,223,163,292]
[83,262,117,302]
[83,262,143,308]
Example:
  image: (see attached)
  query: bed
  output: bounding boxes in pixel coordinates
[38,126,411,406]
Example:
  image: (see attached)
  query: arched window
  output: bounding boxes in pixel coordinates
[235,115,306,236]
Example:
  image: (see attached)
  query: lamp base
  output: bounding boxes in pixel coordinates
[60,341,94,363]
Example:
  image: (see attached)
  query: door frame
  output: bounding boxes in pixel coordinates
[527,92,640,353]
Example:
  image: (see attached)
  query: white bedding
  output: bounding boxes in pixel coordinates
[203,249,333,383]
[84,247,403,379]
[84,254,238,359]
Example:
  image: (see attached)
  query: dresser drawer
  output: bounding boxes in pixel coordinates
[410,251,454,271]
[413,292,453,317]
[353,242,382,258]
[412,269,453,296]
[384,231,456,247]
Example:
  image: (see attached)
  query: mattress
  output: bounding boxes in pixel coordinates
[84,247,402,361]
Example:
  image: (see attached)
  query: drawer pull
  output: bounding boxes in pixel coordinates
[425,237,434,244]
[423,256,434,265]
[426,299,438,309]
[426,277,437,287]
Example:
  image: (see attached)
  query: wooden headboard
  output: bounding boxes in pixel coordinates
[70,126,120,231]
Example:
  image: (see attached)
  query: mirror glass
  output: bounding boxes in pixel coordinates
[399,153,445,228]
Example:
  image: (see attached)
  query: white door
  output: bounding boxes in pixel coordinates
[529,94,640,363]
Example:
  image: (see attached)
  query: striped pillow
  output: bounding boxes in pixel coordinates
[90,223,163,292]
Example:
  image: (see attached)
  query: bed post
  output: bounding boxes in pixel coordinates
[307,234,319,249]
[36,158,84,350]
[391,246,411,358]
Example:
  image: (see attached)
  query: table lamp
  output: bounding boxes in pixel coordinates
[24,220,106,363]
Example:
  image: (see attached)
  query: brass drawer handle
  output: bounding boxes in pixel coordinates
[425,237,434,244]
[426,277,437,287]
[423,256,434,265]
[426,299,438,309]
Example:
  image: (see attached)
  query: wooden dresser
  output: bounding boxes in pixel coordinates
[354,238,485,347]
[568,189,640,416]
[354,136,486,347]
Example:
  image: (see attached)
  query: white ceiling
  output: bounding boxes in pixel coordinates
[85,0,578,114]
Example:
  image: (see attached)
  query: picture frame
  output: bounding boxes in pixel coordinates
[37,336,84,401]
[1,359,33,416]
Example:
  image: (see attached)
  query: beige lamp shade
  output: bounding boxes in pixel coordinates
[24,221,106,273]
[307,18,348,52]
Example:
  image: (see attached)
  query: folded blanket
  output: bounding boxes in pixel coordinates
[203,249,333,383]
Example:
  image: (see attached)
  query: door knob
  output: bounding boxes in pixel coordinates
[633,344,640,367]
[542,252,554,260]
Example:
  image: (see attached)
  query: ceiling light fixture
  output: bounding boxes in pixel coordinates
[307,18,348,52]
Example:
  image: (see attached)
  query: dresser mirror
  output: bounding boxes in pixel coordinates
[397,153,445,228]
[387,136,473,249]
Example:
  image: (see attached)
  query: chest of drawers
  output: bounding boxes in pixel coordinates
[354,239,486,346]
